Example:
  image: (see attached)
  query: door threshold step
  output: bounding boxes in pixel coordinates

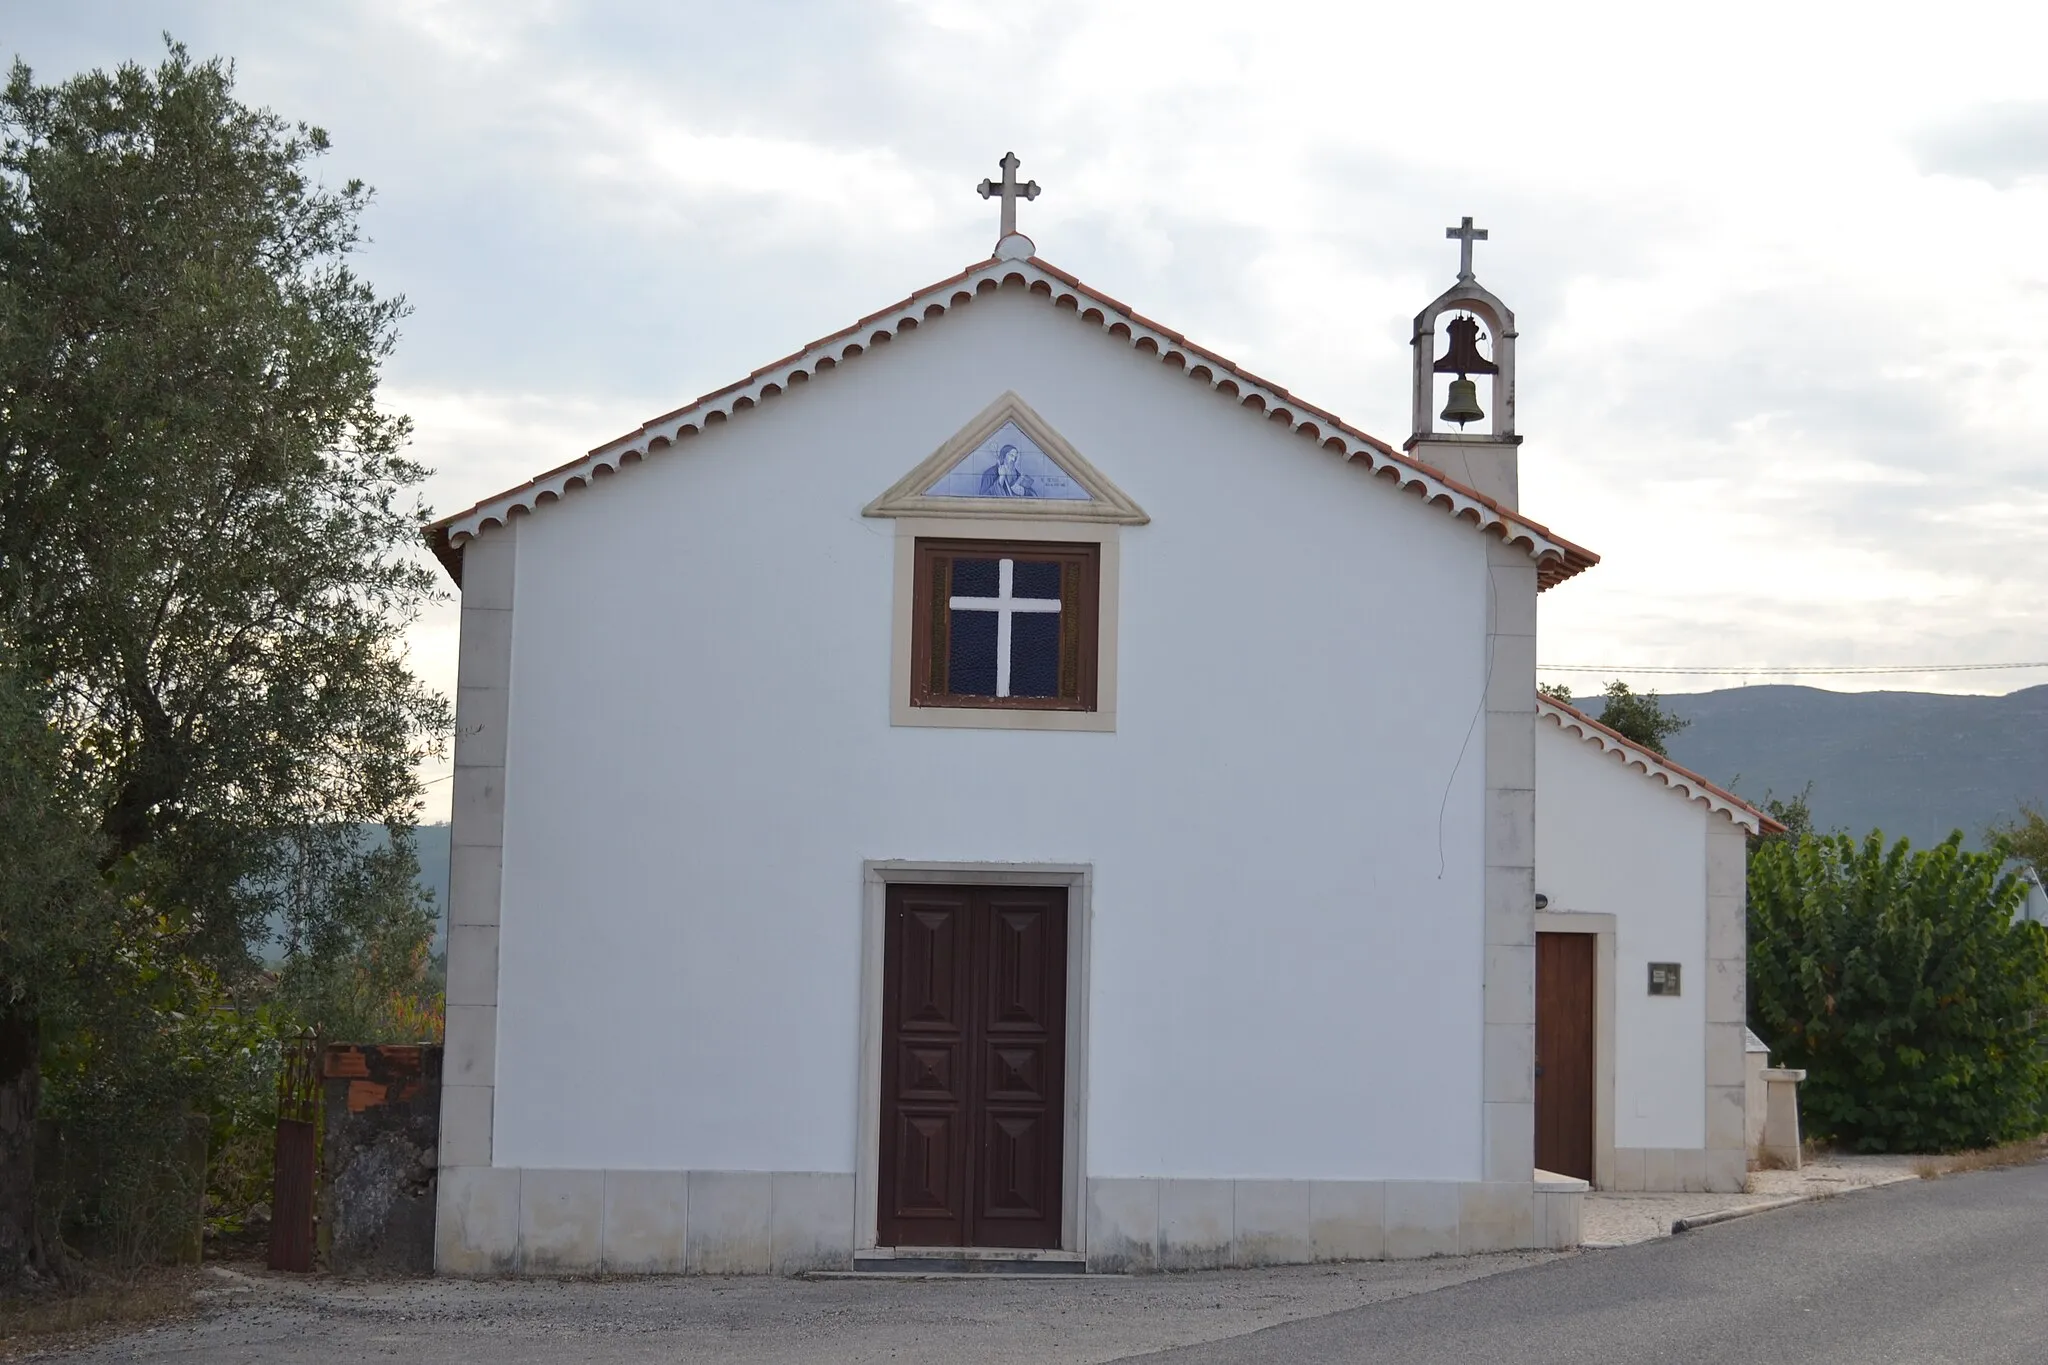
[811,1268,1110,1280]
[847,1250,1088,1276]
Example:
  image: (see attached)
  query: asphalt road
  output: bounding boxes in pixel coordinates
[1151,1162,2048,1365]
[51,1163,2048,1364]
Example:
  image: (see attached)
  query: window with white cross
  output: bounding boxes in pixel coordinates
[910,539,1099,710]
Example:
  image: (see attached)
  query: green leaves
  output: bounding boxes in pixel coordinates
[1595,679,1689,756]
[1749,831,2048,1152]
[0,39,445,983]
[0,40,446,1270]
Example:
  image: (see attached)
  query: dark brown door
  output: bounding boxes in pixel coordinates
[878,885,1067,1249]
[1535,931,1596,1181]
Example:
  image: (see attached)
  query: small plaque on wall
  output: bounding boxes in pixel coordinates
[1649,962,1682,996]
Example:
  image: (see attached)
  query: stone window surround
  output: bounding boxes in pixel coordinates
[856,860,1094,1255]
[886,516,1122,732]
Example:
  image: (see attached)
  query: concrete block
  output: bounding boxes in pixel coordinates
[448,843,504,927]
[1384,1182,1460,1260]
[1483,1023,1534,1104]
[602,1170,686,1274]
[1086,1178,1158,1273]
[1232,1180,1311,1266]
[445,924,500,1008]
[1483,946,1536,1025]
[1706,830,1748,896]
[442,1005,497,1087]
[1484,710,1535,789]
[1484,633,1538,712]
[1309,1181,1385,1262]
[1459,1181,1535,1254]
[1534,1187,1582,1249]
[1674,1148,1706,1193]
[1706,1022,1749,1088]
[1642,1147,1677,1192]
[1489,568,1540,636]
[1485,789,1536,867]
[771,1172,855,1275]
[459,522,518,611]
[436,1165,520,1274]
[451,765,507,846]
[1705,1148,1747,1194]
[685,1171,773,1275]
[1709,1083,1749,1152]
[1706,893,1746,961]
[1706,959,1746,1025]
[1485,865,1537,947]
[456,605,514,688]
[520,1168,604,1272]
[453,685,511,770]
[1483,1101,1533,1183]
[1158,1179,1233,1270]
[1610,1147,1645,1193]
[438,1084,494,1168]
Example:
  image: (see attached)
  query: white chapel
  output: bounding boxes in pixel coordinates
[428,155,1779,1275]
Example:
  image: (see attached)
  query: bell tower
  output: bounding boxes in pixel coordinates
[1408,216,1521,509]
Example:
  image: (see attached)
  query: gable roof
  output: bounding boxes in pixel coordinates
[424,253,1601,588]
[1538,696,1785,835]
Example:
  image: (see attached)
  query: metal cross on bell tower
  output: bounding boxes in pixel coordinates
[1446,215,1488,282]
[979,152,1040,247]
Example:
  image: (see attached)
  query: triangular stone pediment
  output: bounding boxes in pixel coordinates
[864,392,1148,524]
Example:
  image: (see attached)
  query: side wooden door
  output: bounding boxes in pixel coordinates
[1534,931,1596,1181]
[878,885,1067,1248]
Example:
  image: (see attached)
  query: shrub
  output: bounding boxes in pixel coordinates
[1749,831,2048,1152]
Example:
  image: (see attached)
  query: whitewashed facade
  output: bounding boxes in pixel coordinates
[429,219,1766,1275]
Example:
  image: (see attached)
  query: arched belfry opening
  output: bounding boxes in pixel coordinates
[1408,217,1523,508]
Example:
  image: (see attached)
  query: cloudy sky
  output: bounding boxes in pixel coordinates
[13,1,2048,816]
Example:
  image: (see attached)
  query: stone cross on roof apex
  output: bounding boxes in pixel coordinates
[979,152,1040,259]
[1447,215,1488,281]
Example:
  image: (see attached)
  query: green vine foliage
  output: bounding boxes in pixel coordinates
[1749,831,2048,1152]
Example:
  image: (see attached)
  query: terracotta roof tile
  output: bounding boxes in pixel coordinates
[1539,695,1785,835]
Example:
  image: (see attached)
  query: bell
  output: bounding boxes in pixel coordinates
[1432,315,1500,377]
[1441,376,1484,428]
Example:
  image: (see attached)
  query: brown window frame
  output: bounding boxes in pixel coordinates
[909,538,1100,712]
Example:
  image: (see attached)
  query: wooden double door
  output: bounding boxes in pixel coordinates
[1534,931,1596,1181]
[878,884,1068,1249]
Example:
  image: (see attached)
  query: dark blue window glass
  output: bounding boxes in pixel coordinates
[1011,559,1061,599]
[948,606,998,695]
[951,557,999,598]
[1010,612,1062,697]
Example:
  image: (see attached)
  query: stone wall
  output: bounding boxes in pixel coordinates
[322,1044,441,1275]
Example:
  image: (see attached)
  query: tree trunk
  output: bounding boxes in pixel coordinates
[0,1002,38,1287]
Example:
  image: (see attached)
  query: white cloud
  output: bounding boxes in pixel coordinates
[12,0,2048,795]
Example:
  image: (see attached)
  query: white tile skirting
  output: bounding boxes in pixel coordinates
[1606,1147,1747,1194]
[436,1168,860,1276]
[439,1170,1583,1277]
[1088,1177,1580,1273]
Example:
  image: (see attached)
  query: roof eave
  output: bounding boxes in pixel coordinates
[1538,696,1778,834]
[426,254,1602,589]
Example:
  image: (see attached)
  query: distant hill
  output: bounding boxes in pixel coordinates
[416,821,450,950]
[1580,684,2048,847]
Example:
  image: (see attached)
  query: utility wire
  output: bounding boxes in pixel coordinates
[1537,662,2048,676]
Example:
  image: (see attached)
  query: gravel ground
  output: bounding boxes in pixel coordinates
[1580,1154,1920,1247]
[47,1251,1561,1364]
